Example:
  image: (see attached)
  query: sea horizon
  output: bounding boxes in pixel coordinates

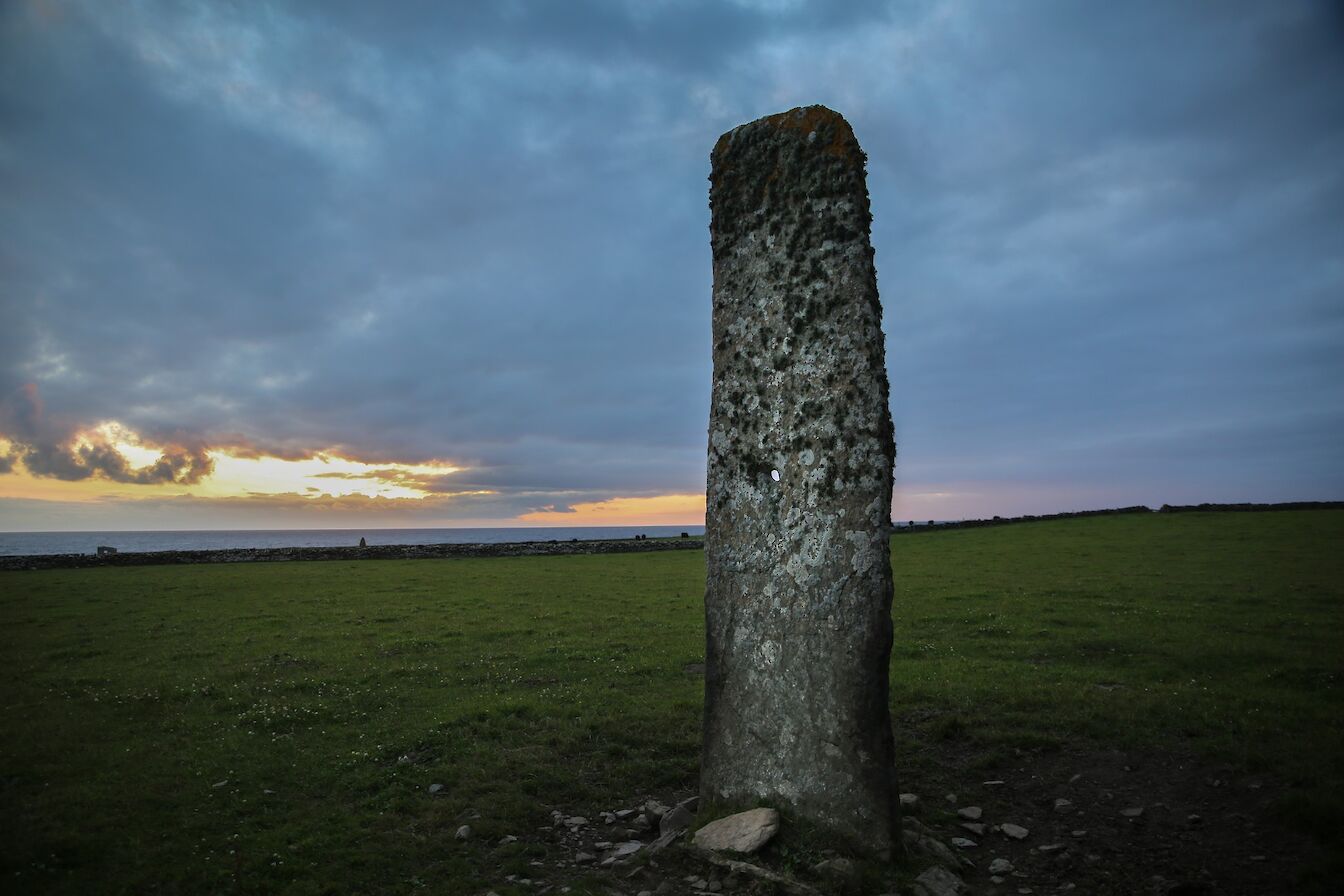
[0,525,709,557]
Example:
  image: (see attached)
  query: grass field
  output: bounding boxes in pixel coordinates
[2,511,1341,894]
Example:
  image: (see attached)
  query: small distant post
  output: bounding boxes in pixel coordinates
[702,106,897,856]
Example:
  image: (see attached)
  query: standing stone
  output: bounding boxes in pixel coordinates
[701,106,897,857]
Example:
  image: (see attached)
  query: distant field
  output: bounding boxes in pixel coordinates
[1,511,1340,894]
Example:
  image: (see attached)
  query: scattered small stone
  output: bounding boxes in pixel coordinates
[615,809,637,820]
[660,798,697,836]
[991,876,1005,884]
[945,793,958,804]
[601,811,616,824]
[644,799,670,819]
[1038,843,1066,853]
[913,865,966,896]
[1018,889,1034,895]
[903,815,937,837]
[901,792,921,810]
[638,891,653,896]
[814,857,857,879]
[1001,823,1029,840]
[610,841,642,859]
[455,825,471,841]
[593,841,613,850]
[961,822,987,836]
[1071,830,1087,838]
[957,806,982,820]
[1058,884,1076,892]
[903,830,960,868]
[1120,807,1144,818]
[692,807,779,853]
[983,780,1006,787]
[1186,814,1203,825]
[1053,798,1072,812]
[428,783,444,794]
[211,780,229,788]
[1068,773,1081,784]
[646,829,683,855]
[262,789,275,795]
[564,816,588,827]
[989,858,1014,874]
[497,835,518,846]
[950,837,977,848]
[574,852,595,864]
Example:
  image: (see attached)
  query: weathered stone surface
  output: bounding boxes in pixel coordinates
[701,105,897,857]
[691,807,780,853]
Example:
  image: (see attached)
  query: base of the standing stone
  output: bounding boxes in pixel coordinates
[690,800,904,880]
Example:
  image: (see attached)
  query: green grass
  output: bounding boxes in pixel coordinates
[1,511,1340,894]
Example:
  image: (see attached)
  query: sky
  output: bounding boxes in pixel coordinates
[2,0,1342,531]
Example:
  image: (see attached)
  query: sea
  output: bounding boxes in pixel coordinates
[0,526,706,557]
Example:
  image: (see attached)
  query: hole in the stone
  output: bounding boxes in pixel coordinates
[771,469,781,482]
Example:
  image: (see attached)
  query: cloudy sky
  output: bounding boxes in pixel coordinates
[2,0,1341,531]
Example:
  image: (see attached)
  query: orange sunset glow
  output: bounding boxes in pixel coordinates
[518,493,707,526]
[0,420,709,529]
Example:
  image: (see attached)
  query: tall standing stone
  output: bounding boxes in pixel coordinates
[701,106,897,856]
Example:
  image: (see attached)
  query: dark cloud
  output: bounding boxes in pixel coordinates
[0,383,214,484]
[2,0,1342,524]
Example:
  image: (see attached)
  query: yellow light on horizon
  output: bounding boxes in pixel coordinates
[518,493,706,526]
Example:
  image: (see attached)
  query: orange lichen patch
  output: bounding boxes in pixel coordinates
[712,105,859,163]
[763,105,858,160]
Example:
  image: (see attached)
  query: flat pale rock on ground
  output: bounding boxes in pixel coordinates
[691,807,780,853]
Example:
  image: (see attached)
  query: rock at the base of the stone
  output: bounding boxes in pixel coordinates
[913,865,965,896]
[692,807,780,853]
[660,796,698,836]
[903,830,959,869]
[701,103,898,858]
[813,857,857,880]
[1001,822,1029,839]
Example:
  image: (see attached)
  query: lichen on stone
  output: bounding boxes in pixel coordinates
[702,106,898,858]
